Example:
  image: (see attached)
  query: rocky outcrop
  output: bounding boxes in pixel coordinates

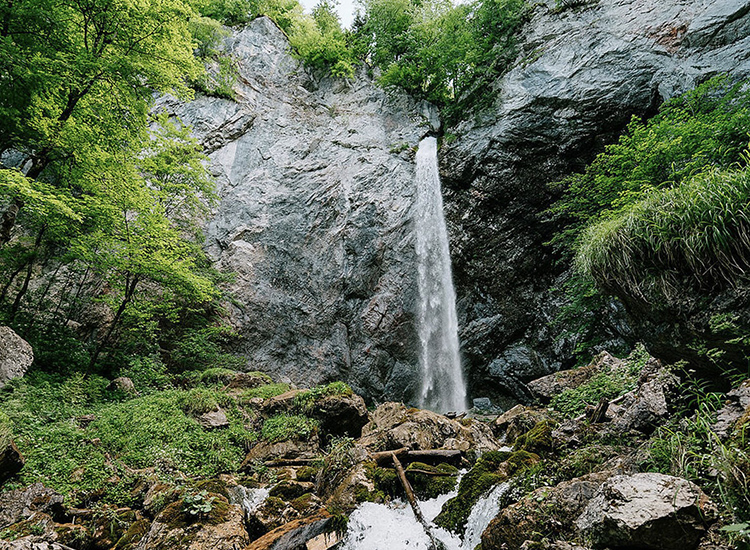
[576,473,716,550]
[159,16,438,404]
[0,484,65,529]
[441,0,750,404]
[0,326,33,389]
[359,402,500,452]
[0,440,24,486]
[713,378,750,438]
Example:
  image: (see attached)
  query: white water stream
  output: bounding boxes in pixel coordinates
[340,479,509,550]
[414,137,467,413]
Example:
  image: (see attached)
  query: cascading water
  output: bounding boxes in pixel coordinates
[340,476,509,550]
[415,136,467,413]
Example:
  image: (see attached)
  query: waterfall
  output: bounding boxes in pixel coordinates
[414,136,467,413]
[461,482,510,550]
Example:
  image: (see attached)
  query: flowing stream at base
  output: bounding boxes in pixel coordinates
[341,478,509,550]
[415,137,467,413]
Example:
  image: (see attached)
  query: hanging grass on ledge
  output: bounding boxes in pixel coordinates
[576,160,750,304]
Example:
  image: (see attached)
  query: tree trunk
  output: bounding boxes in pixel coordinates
[392,454,440,550]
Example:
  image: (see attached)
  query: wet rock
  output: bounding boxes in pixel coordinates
[712,379,750,438]
[245,510,333,550]
[196,407,229,430]
[0,326,33,389]
[135,494,248,550]
[0,484,65,529]
[246,493,325,539]
[359,402,500,452]
[0,439,24,486]
[575,473,717,550]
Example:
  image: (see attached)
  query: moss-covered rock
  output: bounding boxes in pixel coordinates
[513,420,555,454]
[113,518,151,550]
[295,465,319,482]
[434,450,540,535]
[406,462,459,500]
[269,481,315,501]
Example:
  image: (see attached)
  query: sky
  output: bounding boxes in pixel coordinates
[298,0,359,28]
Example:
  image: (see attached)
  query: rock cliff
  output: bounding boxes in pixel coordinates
[158,17,438,403]
[441,0,750,405]
[165,1,750,407]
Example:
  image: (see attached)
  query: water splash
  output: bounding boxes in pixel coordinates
[462,482,510,550]
[229,486,269,516]
[340,476,509,550]
[340,483,462,550]
[415,136,467,413]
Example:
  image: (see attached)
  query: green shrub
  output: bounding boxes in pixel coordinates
[549,347,645,418]
[577,163,750,303]
[118,355,173,393]
[238,383,291,402]
[198,368,238,386]
[261,414,318,442]
[294,381,352,411]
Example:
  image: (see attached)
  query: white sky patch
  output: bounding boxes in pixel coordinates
[298,0,360,28]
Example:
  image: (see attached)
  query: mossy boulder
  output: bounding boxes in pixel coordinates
[513,420,555,454]
[434,450,539,535]
[269,481,315,501]
[138,494,248,550]
[113,518,151,550]
[406,462,459,500]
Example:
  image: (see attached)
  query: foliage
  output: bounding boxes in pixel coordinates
[549,76,750,257]
[576,161,750,304]
[0,410,12,449]
[642,385,750,530]
[549,346,646,418]
[238,383,292,402]
[0,373,255,505]
[261,413,318,442]
[182,490,215,517]
[357,0,528,122]
[294,381,352,411]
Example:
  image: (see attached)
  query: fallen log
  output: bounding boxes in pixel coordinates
[392,454,440,550]
[370,448,462,465]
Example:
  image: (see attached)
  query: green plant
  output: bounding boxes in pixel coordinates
[182,490,215,517]
[293,382,352,411]
[261,414,318,443]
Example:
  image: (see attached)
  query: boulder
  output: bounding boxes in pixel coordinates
[307,393,369,439]
[0,484,65,529]
[260,390,304,417]
[359,402,500,452]
[0,539,76,550]
[245,494,325,540]
[0,326,33,389]
[609,360,679,434]
[575,473,717,550]
[109,377,138,396]
[135,495,249,550]
[245,510,334,550]
[492,404,551,443]
[196,407,230,430]
[712,379,750,438]
[241,433,321,469]
[227,372,271,391]
[482,472,611,550]
[0,439,24,486]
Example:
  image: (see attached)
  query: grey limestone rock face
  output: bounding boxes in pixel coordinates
[440,0,750,403]
[158,17,437,403]
[0,326,33,389]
